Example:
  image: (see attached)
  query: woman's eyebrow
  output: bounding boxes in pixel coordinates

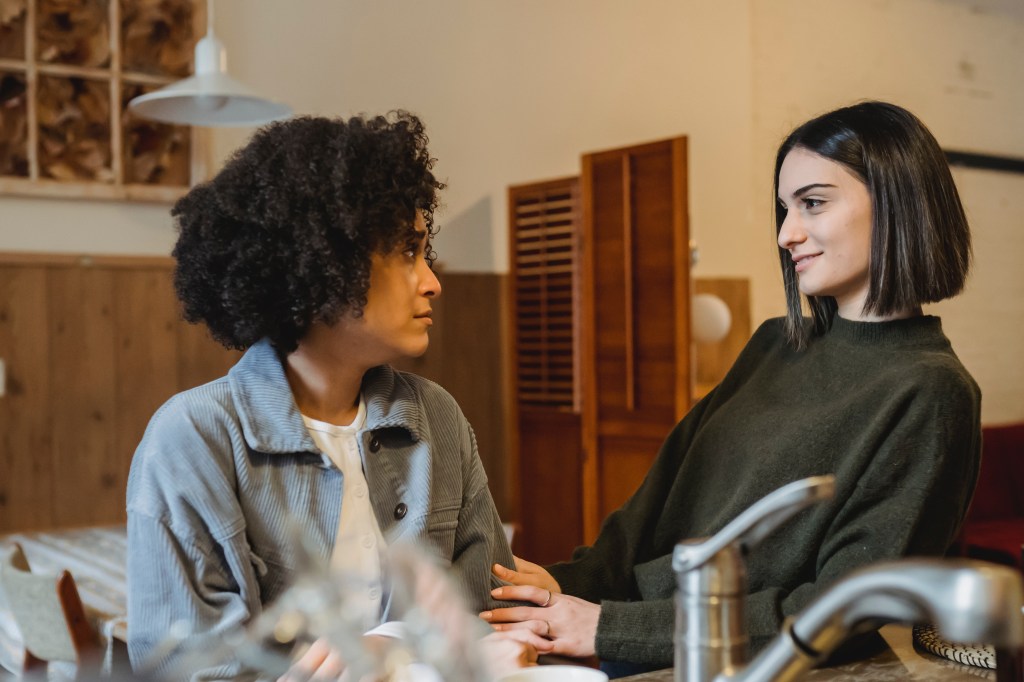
[789,182,837,199]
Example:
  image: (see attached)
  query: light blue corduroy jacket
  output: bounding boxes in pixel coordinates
[126,339,513,679]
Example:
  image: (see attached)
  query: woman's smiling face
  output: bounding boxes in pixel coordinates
[777,147,874,320]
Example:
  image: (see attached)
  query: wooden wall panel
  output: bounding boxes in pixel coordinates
[48,267,121,527]
[0,254,240,533]
[176,318,240,391]
[0,267,52,530]
[440,273,510,517]
[114,268,182,498]
[0,259,515,534]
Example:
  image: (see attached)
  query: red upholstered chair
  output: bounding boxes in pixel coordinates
[955,423,1024,567]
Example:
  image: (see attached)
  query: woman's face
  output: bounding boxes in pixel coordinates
[777,147,874,320]
[321,213,441,367]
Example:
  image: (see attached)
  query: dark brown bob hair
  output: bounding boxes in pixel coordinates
[773,100,971,349]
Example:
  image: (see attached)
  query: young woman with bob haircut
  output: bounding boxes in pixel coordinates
[126,113,543,679]
[482,101,981,676]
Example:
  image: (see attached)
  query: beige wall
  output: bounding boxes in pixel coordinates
[1,0,1021,421]
[749,0,1024,424]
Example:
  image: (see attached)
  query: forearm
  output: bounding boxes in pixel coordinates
[594,598,675,667]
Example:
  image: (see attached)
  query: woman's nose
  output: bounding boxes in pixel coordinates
[777,211,806,250]
[419,260,442,298]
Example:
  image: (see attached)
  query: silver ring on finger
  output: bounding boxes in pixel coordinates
[541,589,552,607]
[544,620,551,637]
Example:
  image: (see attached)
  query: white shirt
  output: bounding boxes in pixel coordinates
[303,397,388,629]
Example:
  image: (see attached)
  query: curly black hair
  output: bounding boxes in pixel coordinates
[172,111,444,354]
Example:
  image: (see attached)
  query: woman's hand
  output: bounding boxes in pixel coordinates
[278,637,346,682]
[480,630,549,677]
[480,585,599,659]
[492,556,562,594]
[278,636,391,682]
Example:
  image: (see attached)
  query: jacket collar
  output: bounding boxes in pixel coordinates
[228,339,424,454]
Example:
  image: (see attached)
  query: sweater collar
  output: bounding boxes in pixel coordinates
[228,339,424,454]
[827,314,947,348]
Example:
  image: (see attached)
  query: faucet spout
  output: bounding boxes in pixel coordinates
[722,559,1024,682]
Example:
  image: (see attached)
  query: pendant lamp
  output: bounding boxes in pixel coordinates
[128,0,291,127]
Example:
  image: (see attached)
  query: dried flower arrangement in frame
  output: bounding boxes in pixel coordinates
[0,0,205,201]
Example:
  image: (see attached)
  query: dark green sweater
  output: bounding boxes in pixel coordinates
[546,315,981,666]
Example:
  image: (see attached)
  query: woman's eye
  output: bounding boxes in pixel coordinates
[803,198,824,209]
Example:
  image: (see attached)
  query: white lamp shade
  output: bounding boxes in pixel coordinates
[129,73,292,127]
[692,293,732,344]
[128,34,291,127]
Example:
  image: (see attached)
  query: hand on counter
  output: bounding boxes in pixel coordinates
[482,585,599,659]
[481,630,548,677]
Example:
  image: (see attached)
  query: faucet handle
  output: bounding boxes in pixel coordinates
[673,475,835,573]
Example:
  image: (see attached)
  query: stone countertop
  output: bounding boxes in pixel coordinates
[619,625,995,681]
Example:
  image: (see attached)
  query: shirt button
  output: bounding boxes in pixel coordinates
[355,485,366,498]
[368,587,381,600]
[394,502,408,520]
[362,534,375,549]
[369,437,381,453]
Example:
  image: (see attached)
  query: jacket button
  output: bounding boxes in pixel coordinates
[394,503,408,520]
[369,437,381,453]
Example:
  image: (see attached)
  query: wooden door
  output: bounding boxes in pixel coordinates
[580,138,690,542]
[508,177,585,564]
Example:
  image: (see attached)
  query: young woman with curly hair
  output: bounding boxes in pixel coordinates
[126,113,542,678]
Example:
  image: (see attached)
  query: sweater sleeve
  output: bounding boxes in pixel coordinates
[546,321,779,604]
[577,353,981,667]
[546,392,717,603]
[743,368,982,645]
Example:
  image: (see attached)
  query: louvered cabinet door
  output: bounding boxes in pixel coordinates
[508,177,585,564]
[580,137,690,542]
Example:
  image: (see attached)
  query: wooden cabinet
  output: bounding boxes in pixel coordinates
[0,253,239,532]
[509,137,691,563]
[508,177,584,564]
[580,138,691,541]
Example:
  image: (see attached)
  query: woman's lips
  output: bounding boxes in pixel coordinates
[794,253,821,274]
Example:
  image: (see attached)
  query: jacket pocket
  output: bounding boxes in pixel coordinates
[425,505,460,563]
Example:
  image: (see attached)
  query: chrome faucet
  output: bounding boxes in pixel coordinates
[672,475,836,682]
[672,475,1024,682]
[732,558,1024,682]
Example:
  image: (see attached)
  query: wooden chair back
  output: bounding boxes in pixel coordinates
[0,542,100,677]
